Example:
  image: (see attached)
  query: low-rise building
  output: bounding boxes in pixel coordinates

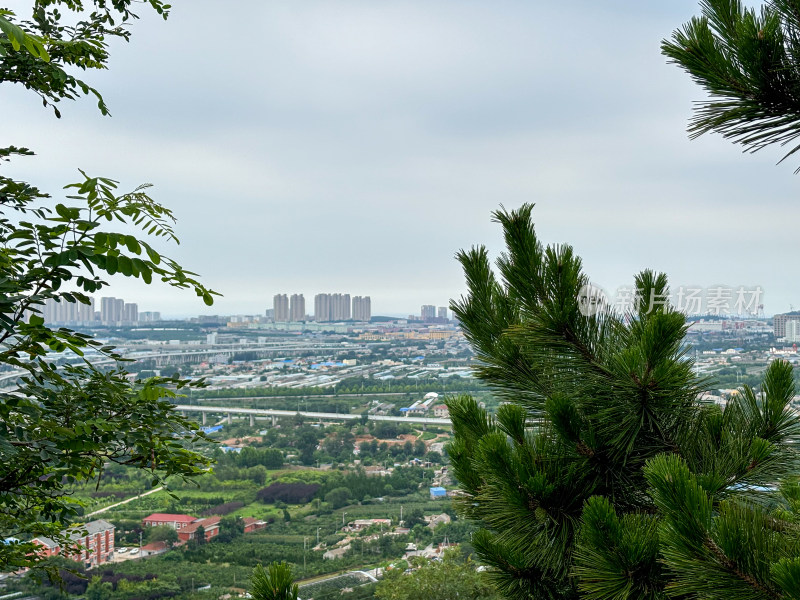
[31,536,60,560]
[430,486,447,500]
[140,541,168,557]
[32,519,115,568]
[177,517,221,543]
[425,513,452,529]
[433,404,449,418]
[345,518,391,532]
[323,545,351,560]
[243,518,267,533]
[142,513,197,530]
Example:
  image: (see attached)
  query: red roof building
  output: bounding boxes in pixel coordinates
[433,404,449,418]
[177,516,221,543]
[32,519,115,568]
[142,513,197,530]
[243,518,267,533]
[140,541,168,557]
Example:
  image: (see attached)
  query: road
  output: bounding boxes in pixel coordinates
[87,486,164,517]
[298,568,380,589]
[174,405,451,426]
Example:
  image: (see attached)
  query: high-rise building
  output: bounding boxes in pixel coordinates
[114,298,124,323]
[437,306,448,320]
[315,293,352,321]
[774,312,800,338]
[273,294,289,322]
[787,320,800,343]
[139,311,161,323]
[353,296,371,321]
[41,297,95,324]
[100,297,124,324]
[79,298,95,323]
[333,293,351,320]
[421,305,436,320]
[122,303,138,323]
[314,293,331,322]
[290,294,305,321]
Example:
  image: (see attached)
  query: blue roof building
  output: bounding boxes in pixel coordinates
[430,486,447,499]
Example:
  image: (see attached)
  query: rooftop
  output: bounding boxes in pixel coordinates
[143,513,197,523]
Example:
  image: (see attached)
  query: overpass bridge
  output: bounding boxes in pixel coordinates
[173,404,451,428]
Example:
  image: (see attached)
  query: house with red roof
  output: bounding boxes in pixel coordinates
[32,519,115,568]
[177,516,221,543]
[140,541,168,557]
[433,404,449,418]
[243,517,267,533]
[142,513,197,531]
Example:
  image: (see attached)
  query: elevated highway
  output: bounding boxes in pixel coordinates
[173,404,451,427]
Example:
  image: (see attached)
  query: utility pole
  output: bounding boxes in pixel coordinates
[317,527,321,545]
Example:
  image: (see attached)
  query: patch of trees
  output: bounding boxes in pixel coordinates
[218,446,284,469]
[194,386,329,398]
[110,519,144,546]
[334,377,485,395]
[147,524,179,548]
[296,426,324,465]
[325,487,352,509]
[214,464,269,485]
[192,376,486,399]
[35,557,172,598]
[375,548,499,600]
[214,516,246,543]
[320,429,355,462]
[89,490,128,499]
[200,501,245,517]
[349,534,409,561]
[257,482,321,504]
[357,439,426,462]
[319,467,427,500]
[369,422,412,439]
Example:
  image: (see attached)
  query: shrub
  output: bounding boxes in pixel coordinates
[200,501,245,517]
[256,483,320,504]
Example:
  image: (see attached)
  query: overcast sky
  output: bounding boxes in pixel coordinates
[2,1,796,318]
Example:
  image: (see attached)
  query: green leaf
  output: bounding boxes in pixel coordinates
[105,255,118,275]
[117,255,133,276]
[125,236,141,255]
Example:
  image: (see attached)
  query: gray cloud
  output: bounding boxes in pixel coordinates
[2,0,797,317]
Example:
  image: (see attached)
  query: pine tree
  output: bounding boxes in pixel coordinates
[663,0,800,171]
[251,562,299,600]
[446,204,800,600]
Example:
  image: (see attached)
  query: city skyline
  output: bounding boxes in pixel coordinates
[36,291,455,322]
[33,283,794,321]
[38,295,161,325]
[39,290,800,323]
